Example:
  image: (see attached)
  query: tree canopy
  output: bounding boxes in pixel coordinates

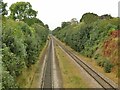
[80,12,99,24]
[2,1,49,89]
[9,2,37,20]
[0,1,8,16]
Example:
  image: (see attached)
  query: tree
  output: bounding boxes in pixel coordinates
[80,12,99,24]
[9,2,37,20]
[0,1,8,16]
[24,17,44,26]
[61,21,71,28]
[71,18,78,24]
[45,24,49,29]
[100,14,113,19]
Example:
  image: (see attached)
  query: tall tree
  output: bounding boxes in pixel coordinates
[0,1,8,16]
[9,2,37,20]
[80,12,99,24]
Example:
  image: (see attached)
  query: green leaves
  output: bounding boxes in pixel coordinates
[2,46,24,76]
[0,1,8,16]
[2,17,49,88]
[2,70,18,90]
[80,13,99,24]
[103,60,113,73]
[9,2,37,20]
[53,13,118,74]
[1,1,49,89]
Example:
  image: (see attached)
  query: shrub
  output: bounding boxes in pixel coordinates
[94,54,100,59]
[103,60,113,73]
[2,45,25,77]
[2,70,18,90]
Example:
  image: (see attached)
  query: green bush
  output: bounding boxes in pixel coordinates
[2,17,49,89]
[2,45,25,77]
[2,70,18,90]
[103,60,113,73]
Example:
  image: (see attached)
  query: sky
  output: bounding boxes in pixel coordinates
[3,0,120,30]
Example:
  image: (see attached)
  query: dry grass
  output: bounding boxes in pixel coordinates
[55,45,88,88]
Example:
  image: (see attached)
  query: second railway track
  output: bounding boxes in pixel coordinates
[53,36,117,90]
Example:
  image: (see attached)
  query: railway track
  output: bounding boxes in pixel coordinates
[52,36,117,90]
[41,38,53,89]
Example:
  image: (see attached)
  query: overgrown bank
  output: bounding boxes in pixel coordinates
[53,13,119,75]
[1,1,49,89]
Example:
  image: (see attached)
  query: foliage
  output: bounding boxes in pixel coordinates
[0,1,8,16]
[53,13,118,73]
[2,15,48,89]
[80,12,99,24]
[103,60,113,73]
[100,14,113,19]
[2,69,18,90]
[9,2,37,20]
[24,17,44,26]
[61,22,71,28]
[2,45,25,77]
[1,1,49,89]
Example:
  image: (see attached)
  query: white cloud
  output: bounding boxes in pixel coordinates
[4,0,119,30]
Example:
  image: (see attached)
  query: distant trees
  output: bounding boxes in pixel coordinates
[61,18,78,28]
[9,2,37,20]
[100,14,113,19]
[71,18,78,24]
[61,22,71,28]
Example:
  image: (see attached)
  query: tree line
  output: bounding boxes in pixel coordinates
[1,1,49,89]
[53,13,119,74]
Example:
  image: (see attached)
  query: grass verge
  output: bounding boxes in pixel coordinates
[55,44,88,88]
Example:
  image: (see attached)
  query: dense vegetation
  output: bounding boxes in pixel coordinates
[1,1,49,89]
[53,13,119,74]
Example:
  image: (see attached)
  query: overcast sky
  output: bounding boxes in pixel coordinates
[3,0,119,30]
